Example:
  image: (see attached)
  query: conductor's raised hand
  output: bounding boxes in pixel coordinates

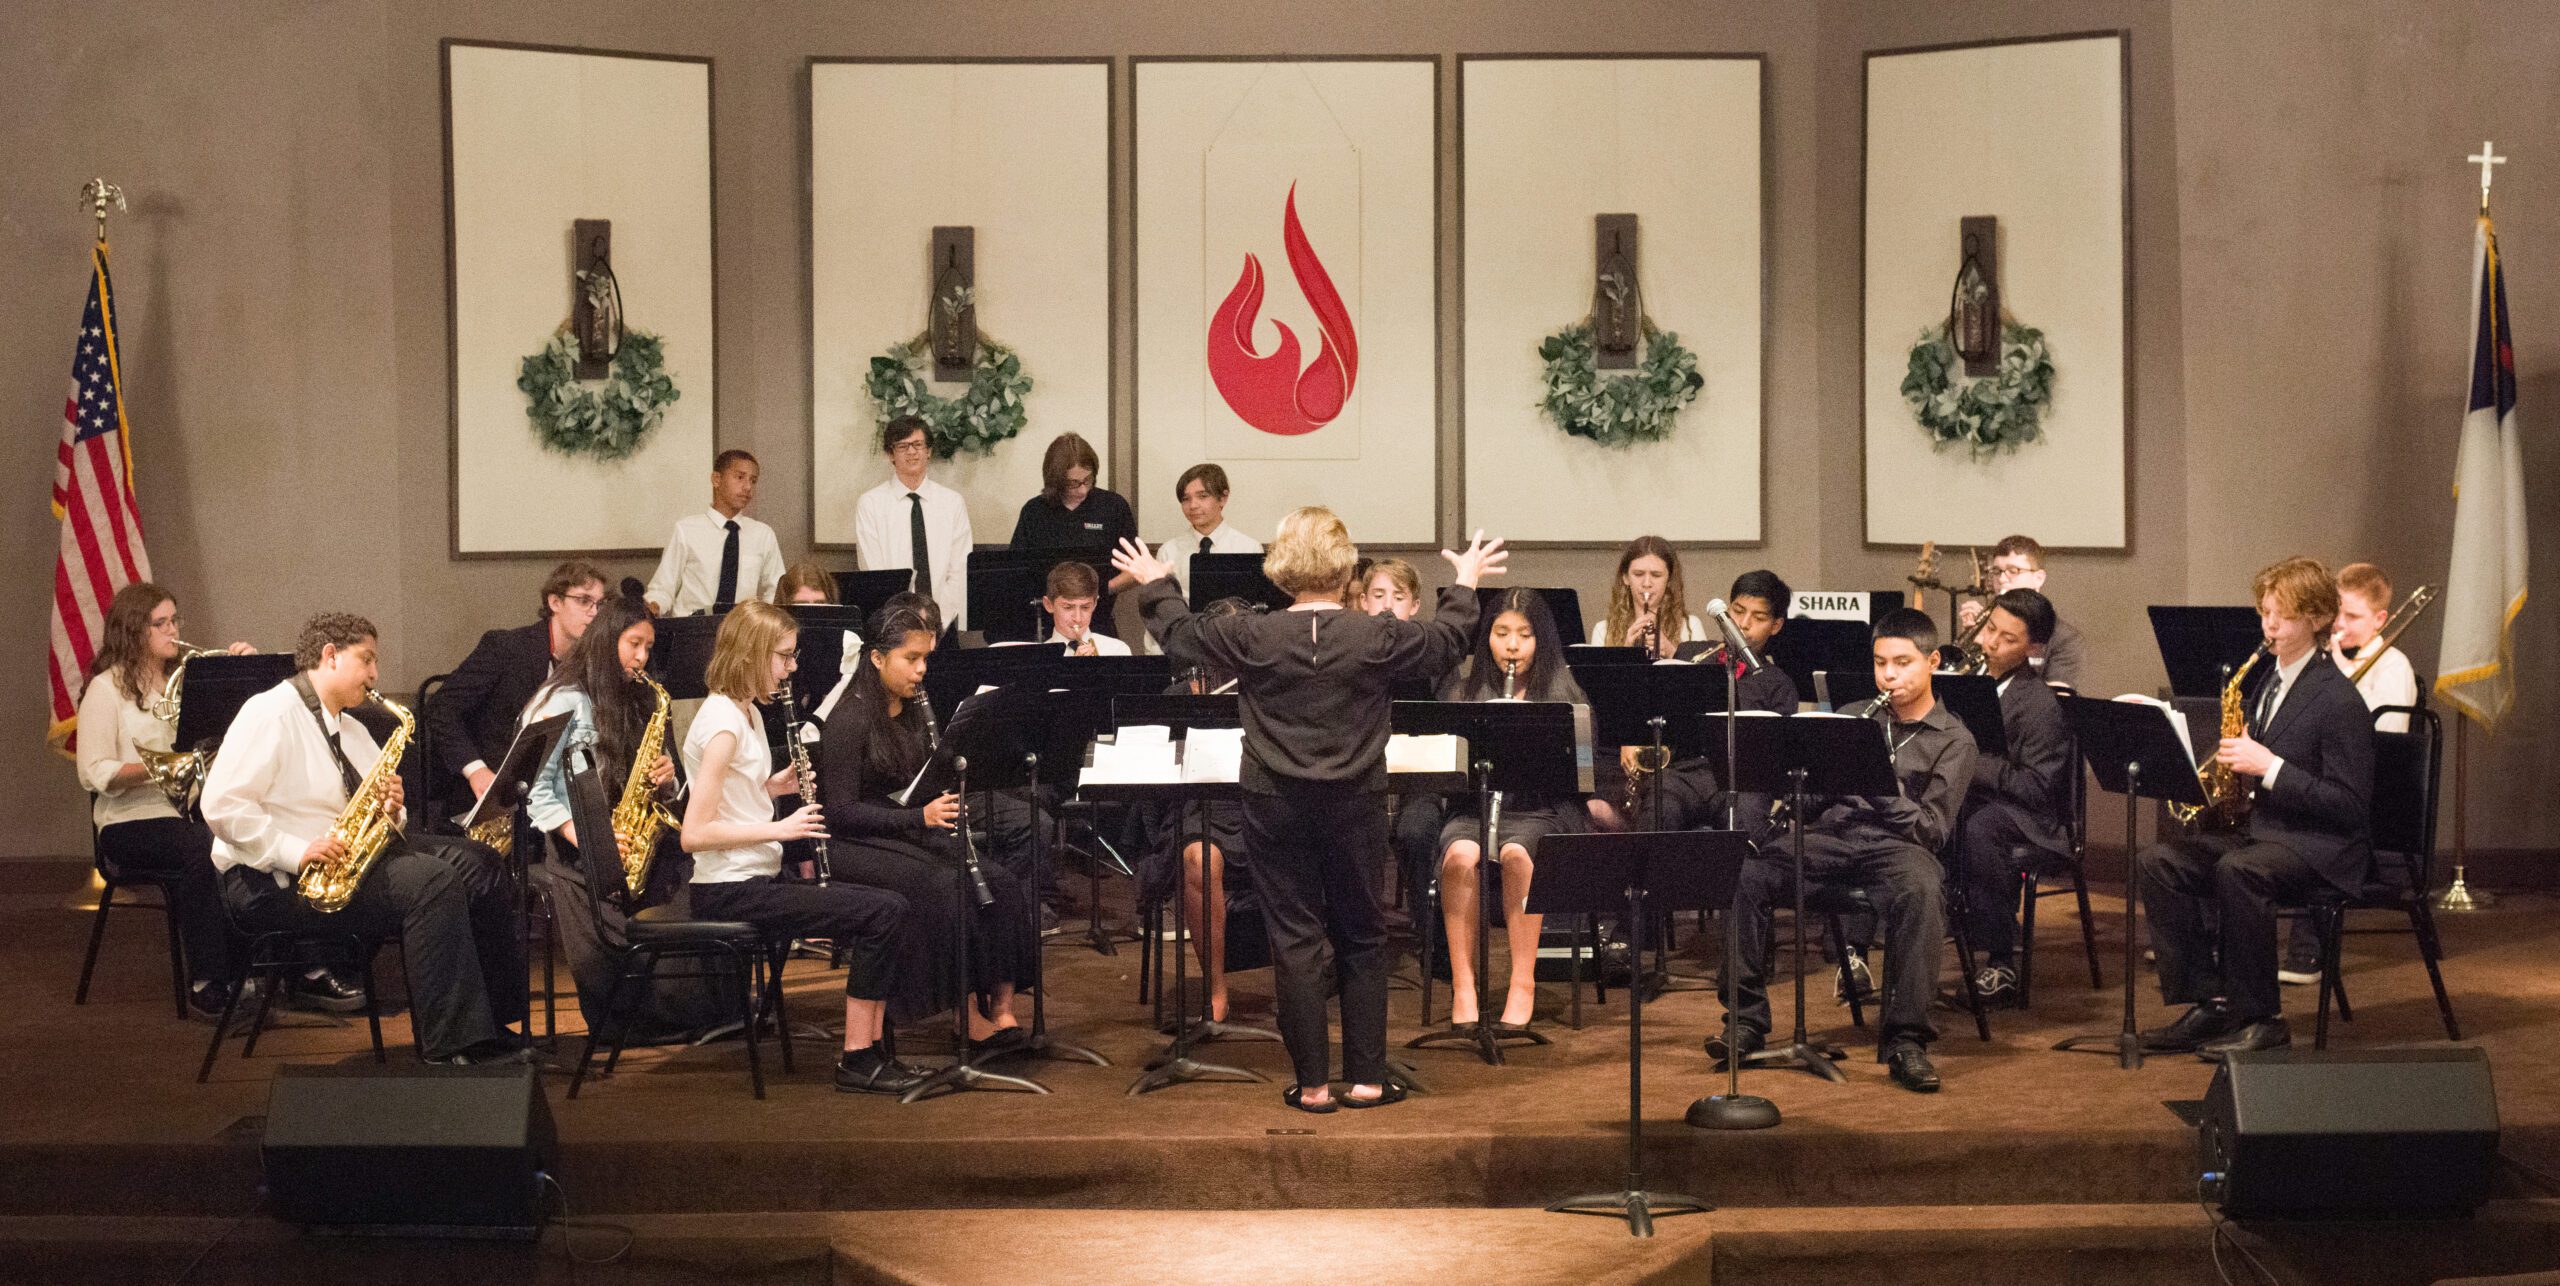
[1440,530,1509,589]
[1111,537,1173,586]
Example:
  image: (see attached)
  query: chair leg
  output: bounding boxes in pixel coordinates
[358,945,386,1063]
[2015,872,2039,1010]
[196,959,253,1084]
[2070,864,2103,989]
[73,883,117,1006]
[600,959,644,1077]
[766,938,795,1076]
[1415,881,1440,1028]
[239,960,285,1060]
[2409,901,2462,1041]
[2313,904,2345,1051]
[2328,918,2355,1023]
[571,964,636,1099]
[1827,914,1865,1030]
[161,891,191,1019]
[1949,916,1992,1041]
[735,945,766,1100]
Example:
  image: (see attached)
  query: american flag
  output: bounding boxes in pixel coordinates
[47,241,153,753]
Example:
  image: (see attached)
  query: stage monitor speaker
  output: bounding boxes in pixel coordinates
[262,1063,555,1236]
[2200,1047,2498,1220]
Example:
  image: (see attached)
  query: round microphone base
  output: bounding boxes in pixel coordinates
[1686,1093,1781,1131]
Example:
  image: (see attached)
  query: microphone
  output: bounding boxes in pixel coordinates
[1702,598,1761,672]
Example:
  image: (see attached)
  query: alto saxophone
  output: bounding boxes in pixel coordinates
[612,674,680,900]
[297,689,413,914]
[2171,643,2271,830]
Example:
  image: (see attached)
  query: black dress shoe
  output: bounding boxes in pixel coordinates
[1884,1042,1941,1093]
[287,969,368,1014]
[966,1026,1030,1058]
[2196,1017,2292,1062]
[835,1048,929,1095]
[2138,1002,2239,1053]
[1704,1025,1766,1067]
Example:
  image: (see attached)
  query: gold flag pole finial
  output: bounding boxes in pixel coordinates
[2468,141,2505,215]
[80,178,126,244]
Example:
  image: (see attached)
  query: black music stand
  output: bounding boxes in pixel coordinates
[170,653,298,755]
[1186,552,1290,612]
[928,683,1109,1072]
[1569,662,1729,1013]
[1474,586,1586,646]
[1567,644,1650,668]
[1399,699,1592,1066]
[1533,830,1748,1236]
[2052,697,2205,1070]
[917,640,1055,721]
[833,569,913,621]
[970,548,1112,643]
[2148,606,2262,699]
[454,712,572,1043]
[645,614,724,701]
[895,691,1056,1103]
[1766,617,1871,711]
[1709,714,1899,1083]
[1083,694,1274,1094]
[1038,657,1172,953]
[1930,674,2008,758]
[787,606,866,719]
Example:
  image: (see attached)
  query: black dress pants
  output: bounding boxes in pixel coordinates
[1725,828,1946,1048]
[690,877,907,1003]
[219,844,520,1060]
[2139,835,2326,1022]
[97,817,234,986]
[1242,780,1392,1088]
[1954,799,2066,962]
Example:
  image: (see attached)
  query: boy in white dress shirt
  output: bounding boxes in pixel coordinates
[1041,560,1131,656]
[853,416,974,631]
[646,450,784,616]
[1155,463,1262,595]
[199,613,528,1064]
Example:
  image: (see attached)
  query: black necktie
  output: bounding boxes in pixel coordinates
[2252,669,2281,736]
[908,492,932,595]
[1198,535,1213,556]
[713,518,741,612]
[322,728,362,799]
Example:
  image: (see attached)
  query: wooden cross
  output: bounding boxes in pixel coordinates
[2469,140,2505,211]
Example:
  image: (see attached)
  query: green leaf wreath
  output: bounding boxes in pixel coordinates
[1900,321,2056,460]
[1536,322,1704,447]
[864,336,1032,461]
[516,330,680,463]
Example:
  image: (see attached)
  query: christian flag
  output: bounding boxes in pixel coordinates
[46,241,154,753]
[2435,214,2529,731]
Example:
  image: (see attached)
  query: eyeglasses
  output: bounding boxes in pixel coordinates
[1063,473,1094,490]
[560,592,605,609]
[150,615,183,631]
[774,647,800,661]
[890,440,931,456]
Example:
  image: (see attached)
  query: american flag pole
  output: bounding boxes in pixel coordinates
[47,182,154,755]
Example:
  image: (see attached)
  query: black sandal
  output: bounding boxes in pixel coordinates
[1341,1083,1408,1110]
[1283,1085,1338,1114]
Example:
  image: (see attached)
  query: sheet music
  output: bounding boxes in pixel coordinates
[2110,693,2196,763]
[1386,733,1461,774]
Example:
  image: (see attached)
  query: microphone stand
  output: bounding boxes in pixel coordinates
[1689,649,1780,1129]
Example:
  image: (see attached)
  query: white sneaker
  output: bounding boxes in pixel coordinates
[2276,964,2321,986]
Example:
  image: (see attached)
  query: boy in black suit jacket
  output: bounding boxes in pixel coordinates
[427,560,608,820]
[2138,557,2375,1059]
[1952,588,2077,1006]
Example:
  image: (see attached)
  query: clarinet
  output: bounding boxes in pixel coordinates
[1485,659,1519,849]
[950,754,996,909]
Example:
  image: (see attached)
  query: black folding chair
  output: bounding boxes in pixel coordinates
[73,812,191,1019]
[2287,706,2460,1049]
[2016,710,2103,1008]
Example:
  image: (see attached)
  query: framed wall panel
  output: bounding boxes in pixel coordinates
[1134,57,1438,546]
[808,59,1111,551]
[1460,55,1764,546]
[445,40,715,556]
[1862,33,2128,549]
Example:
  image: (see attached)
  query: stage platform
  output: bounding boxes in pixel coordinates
[7,859,2560,1283]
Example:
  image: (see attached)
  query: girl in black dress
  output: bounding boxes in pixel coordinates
[816,604,1038,1048]
[1436,589,1589,1030]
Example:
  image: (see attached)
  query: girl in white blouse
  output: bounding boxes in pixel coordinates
[73,582,252,1020]
[1591,535,1706,658]
[680,602,925,1095]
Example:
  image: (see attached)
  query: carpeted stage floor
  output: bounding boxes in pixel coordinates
[7,858,2560,1284]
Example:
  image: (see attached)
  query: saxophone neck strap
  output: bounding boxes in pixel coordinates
[291,671,364,799]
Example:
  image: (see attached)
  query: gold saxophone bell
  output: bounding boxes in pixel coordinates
[297,688,414,914]
[612,675,681,902]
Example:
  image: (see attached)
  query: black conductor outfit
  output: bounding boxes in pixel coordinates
[1139,577,1478,1092]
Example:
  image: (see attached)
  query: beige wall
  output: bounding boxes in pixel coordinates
[0,0,2549,858]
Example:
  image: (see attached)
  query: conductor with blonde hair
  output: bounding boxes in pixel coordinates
[1116,510,1507,1113]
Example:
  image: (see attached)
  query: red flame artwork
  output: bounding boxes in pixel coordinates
[1207,184,1358,436]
